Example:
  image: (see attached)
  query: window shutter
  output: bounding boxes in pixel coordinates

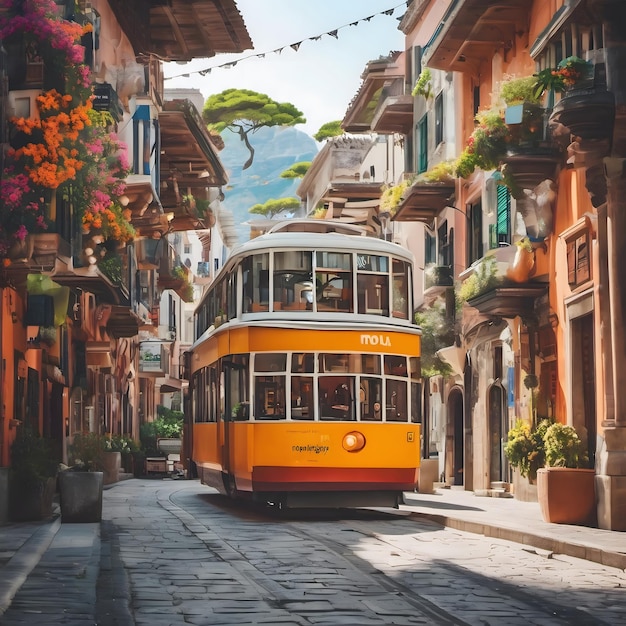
[496,185,510,244]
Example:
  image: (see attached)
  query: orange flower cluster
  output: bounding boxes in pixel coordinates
[11,90,92,188]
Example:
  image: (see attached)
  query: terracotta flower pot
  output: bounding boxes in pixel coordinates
[537,467,596,525]
[507,246,534,283]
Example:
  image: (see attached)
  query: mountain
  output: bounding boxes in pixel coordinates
[218,126,319,243]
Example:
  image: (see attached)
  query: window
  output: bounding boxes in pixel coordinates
[360,377,383,421]
[315,251,352,312]
[468,202,483,265]
[242,253,270,312]
[291,376,313,420]
[437,221,450,267]
[418,115,428,174]
[425,231,436,265]
[392,259,410,319]
[319,376,355,421]
[273,250,313,311]
[567,232,591,288]
[356,254,389,316]
[435,92,444,146]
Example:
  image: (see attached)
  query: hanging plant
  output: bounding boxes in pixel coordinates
[454,110,510,178]
[412,67,433,99]
[0,0,133,258]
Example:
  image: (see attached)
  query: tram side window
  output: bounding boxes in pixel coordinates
[316,251,353,312]
[411,381,422,424]
[291,353,314,373]
[226,355,249,421]
[392,258,411,319]
[254,376,286,419]
[209,366,218,422]
[386,379,408,422]
[274,251,313,311]
[319,353,349,373]
[242,253,270,313]
[385,355,408,377]
[192,369,208,422]
[319,376,355,420]
[356,254,389,316]
[227,271,237,320]
[360,377,383,421]
[291,376,313,420]
[410,357,422,424]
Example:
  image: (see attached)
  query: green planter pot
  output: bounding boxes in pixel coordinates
[58,471,104,523]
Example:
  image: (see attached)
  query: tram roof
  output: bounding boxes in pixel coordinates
[227,219,414,264]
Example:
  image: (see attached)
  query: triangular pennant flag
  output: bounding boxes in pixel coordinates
[328,30,338,39]
[199,69,210,76]
[383,9,394,16]
[350,21,358,26]
[274,47,284,54]
[365,15,374,22]
[290,41,302,52]
[310,36,321,41]
[257,53,265,59]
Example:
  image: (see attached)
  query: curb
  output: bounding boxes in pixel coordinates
[0,516,61,616]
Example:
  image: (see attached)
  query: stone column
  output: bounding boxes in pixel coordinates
[593,0,626,529]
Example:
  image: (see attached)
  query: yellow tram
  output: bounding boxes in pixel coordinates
[187,221,422,508]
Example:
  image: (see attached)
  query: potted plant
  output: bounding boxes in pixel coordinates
[8,427,58,521]
[58,432,106,523]
[455,110,510,178]
[536,423,596,525]
[504,418,553,483]
[533,56,593,98]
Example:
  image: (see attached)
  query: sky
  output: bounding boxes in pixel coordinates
[163,0,407,138]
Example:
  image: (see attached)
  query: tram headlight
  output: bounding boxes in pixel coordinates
[342,431,366,452]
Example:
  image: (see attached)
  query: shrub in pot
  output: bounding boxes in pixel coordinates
[9,427,58,521]
[58,432,106,523]
[537,423,596,525]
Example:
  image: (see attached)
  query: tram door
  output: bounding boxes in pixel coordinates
[221,356,249,487]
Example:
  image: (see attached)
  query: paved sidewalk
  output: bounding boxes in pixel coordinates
[0,480,625,622]
[401,488,626,570]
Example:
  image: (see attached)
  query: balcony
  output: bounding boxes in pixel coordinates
[549,61,615,208]
[370,78,413,135]
[159,100,227,230]
[343,52,406,134]
[392,182,456,223]
[466,284,547,319]
[422,0,529,73]
[107,0,252,62]
[424,264,454,295]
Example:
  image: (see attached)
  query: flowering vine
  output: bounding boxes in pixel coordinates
[0,0,133,257]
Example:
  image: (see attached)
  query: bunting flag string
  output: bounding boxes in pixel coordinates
[165,2,406,81]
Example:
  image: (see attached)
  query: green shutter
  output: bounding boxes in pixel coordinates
[496,185,510,242]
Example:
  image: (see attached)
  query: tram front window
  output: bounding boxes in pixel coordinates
[291,376,313,420]
[319,376,355,420]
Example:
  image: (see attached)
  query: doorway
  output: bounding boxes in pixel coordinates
[447,388,464,486]
[571,312,596,466]
[488,384,506,483]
